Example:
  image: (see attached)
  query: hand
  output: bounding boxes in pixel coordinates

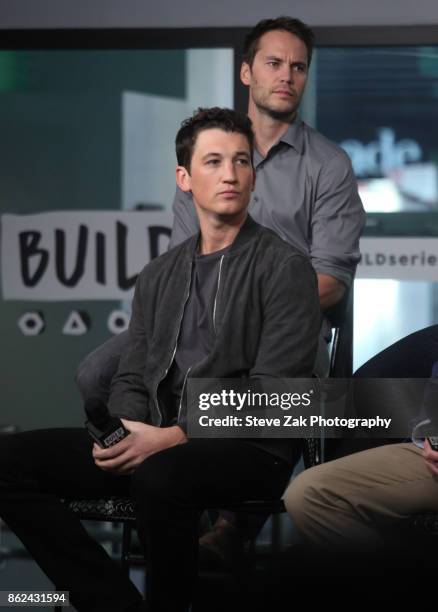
[92,420,187,475]
[423,439,438,477]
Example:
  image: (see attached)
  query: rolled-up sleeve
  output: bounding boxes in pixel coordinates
[310,151,365,287]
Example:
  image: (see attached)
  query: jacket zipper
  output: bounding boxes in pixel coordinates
[177,365,192,422]
[154,260,193,425]
[212,255,224,334]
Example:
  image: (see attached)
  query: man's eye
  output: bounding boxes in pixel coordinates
[293,64,307,73]
[206,159,220,165]
[267,61,279,67]
[236,158,249,165]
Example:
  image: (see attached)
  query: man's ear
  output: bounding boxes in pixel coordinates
[176,165,191,193]
[240,62,251,86]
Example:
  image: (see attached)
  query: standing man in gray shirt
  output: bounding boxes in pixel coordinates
[171,17,364,323]
[76,15,365,564]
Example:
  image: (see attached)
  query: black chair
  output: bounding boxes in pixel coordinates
[321,286,355,462]
[327,285,354,379]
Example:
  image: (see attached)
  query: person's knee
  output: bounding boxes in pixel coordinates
[284,467,327,526]
[75,355,102,401]
[75,332,129,401]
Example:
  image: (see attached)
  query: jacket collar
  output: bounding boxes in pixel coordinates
[185,215,260,260]
[228,215,260,253]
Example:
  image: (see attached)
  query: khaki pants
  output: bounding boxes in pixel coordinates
[284,442,438,549]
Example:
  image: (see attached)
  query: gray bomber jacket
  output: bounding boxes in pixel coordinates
[108,216,320,433]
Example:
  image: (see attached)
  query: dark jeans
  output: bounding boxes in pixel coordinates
[0,429,291,612]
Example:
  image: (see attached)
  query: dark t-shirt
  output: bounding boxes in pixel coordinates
[176,246,228,373]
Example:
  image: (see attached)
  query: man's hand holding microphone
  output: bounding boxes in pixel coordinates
[85,398,187,475]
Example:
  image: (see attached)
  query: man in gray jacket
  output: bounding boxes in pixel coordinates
[0,108,320,612]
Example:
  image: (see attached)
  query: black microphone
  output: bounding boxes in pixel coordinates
[84,397,130,448]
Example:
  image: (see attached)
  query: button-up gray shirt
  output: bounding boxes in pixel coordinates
[170,119,365,289]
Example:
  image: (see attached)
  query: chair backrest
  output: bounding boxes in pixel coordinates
[328,286,354,378]
[321,287,354,461]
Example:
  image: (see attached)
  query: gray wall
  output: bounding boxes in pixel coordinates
[0,0,437,28]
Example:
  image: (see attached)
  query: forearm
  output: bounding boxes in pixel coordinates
[159,425,188,449]
[317,273,346,311]
[311,152,365,308]
[123,422,187,454]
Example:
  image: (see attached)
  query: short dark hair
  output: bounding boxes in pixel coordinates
[175,107,254,170]
[243,16,315,68]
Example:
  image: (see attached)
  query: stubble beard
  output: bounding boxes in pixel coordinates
[253,92,299,123]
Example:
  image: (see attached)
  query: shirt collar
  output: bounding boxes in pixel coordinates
[278,118,304,153]
[254,118,304,165]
